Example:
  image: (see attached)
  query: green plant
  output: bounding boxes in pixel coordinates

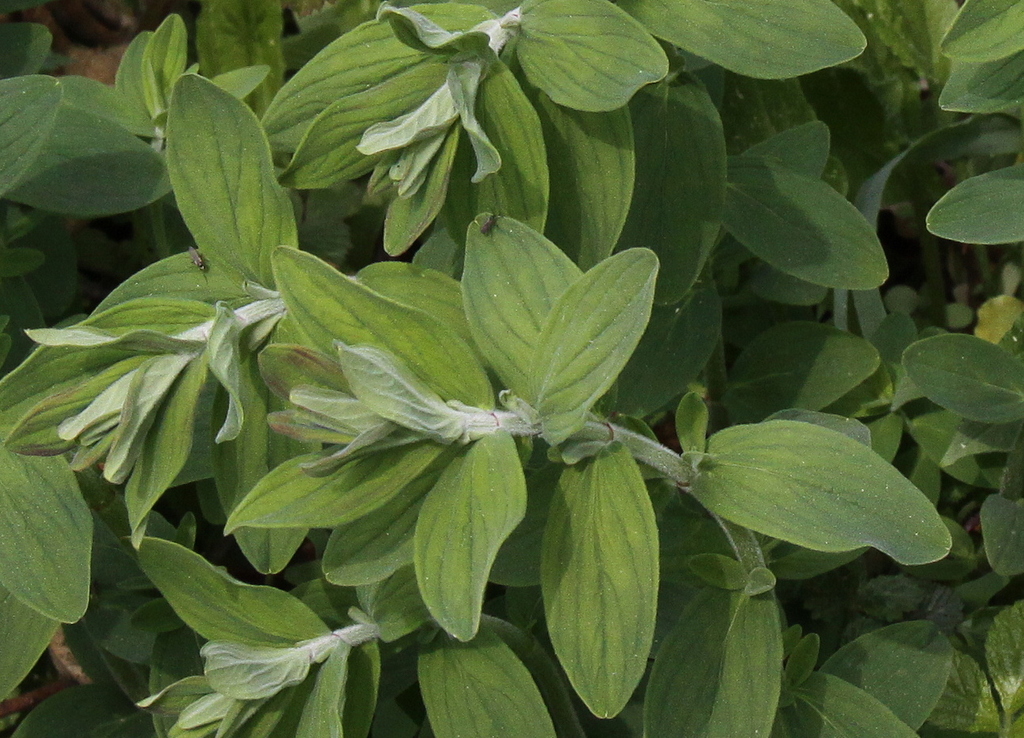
[3,0,1024,735]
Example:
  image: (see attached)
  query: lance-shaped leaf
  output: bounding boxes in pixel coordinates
[415,431,526,640]
[166,74,296,284]
[207,305,244,442]
[141,13,187,121]
[0,75,61,198]
[617,0,864,79]
[0,448,91,622]
[462,214,581,397]
[530,249,658,445]
[927,163,1024,244]
[693,420,952,564]
[645,588,781,737]
[518,0,667,112]
[296,643,352,738]
[776,672,919,737]
[541,445,658,718]
[942,0,1024,62]
[226,442,449,530]
[273,247,492,407]
[419,625,556,738]
[138,537,329,646]
[724,156,887,289]
[903,333,1024,423]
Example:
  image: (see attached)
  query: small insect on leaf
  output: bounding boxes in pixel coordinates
[187,246,208,271]
[480,214,497,235]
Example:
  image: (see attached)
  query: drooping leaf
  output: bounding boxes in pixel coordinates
[418,624,556,738]
[0,448,91,622]
[541,445,658,717]
[138,537,329,646]
[645,588,781,737]
[693,420,952,564]
[724,156,887,289]
[415,431,526,641]
[903,333,1024,422]
[202,640,314,700]
[618,80,726,303]
[166,74,297,284]
[617,0,865,79]
[530,249,658,444]
[942,0,1024,62]
[927,163,1024,244]
[462,215,581,396]
[517,0,667,111]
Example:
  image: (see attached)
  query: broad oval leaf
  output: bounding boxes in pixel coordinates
[617,0,865,79]
[0,24,51,78]
[645,588,781,737]
[531,249,658,445]
[0,584,58,700]
[981,494,1024,576]
[693,420,952,564]
[777,672,920,737]
[618,80,726,303]
[517,0,667,112]
[723,321,881,424]
[419,625,556,738]
[0,448,90,622]
[166,74,296,285]
[541,445,658,717]
[940,52,1024,113]
[0,75,60,198]
[415,432,526,641]
[462,214,582,397]
[927,163,1024,244]
[724,156,888,289]
[942,0,1024,62]
[138,537,329,646]
[273,247,492,407]
[903,333,1024,423]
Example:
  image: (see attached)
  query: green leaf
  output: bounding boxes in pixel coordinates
[0,76,60,199]
[226,442,449,530]
[676,391,709,454]
[618,0,865,79]
[693,420,952,564]
[0,449,90,622]
[141,14,187,122]
[166,74,296,284]
[0,23,51,78]
[927,163,1024,244]
[820,621,952,729]
[724,156,888,289]
[903,333,1024,422]
[196,0,285,115]
[615,287,721,417]
[530,249,658,445]
[981,494,1024,576]
[138,537,329,646]
[517,0,667,111]
[273,247,492,407]
[415,432,526,641]
[618,80,726,303]
[443,62,549,240]
[645,588,781,737]
[259,344,351,400]
[535,94,633,269]
[0,583,58,699]
[942,0,1024,61]
[9,683,152,738]
[541,445,658,717]
[988,601,1024,716]
[296,643,351,738]
[202,640,314,700]
[744,120,831,179]
[777,672,919,737]
[358,565,431,642]
[940,51,1024,113]
[5,104,169,217]
[723,321,881,424]
[418,624,556,738]
[928,650,1001,732]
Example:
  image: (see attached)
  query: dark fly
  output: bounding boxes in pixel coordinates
[480,214,498,235]
[188,246,208,271]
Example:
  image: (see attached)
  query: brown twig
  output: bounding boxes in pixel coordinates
[0,679,76,720]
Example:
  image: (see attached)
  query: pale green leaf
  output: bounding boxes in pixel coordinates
[693,420,952,564]
[541,445,658,717]
[141,14,187,121]
[415,432,526,640]
[517,0,667,111]
[418,624,556,738]
[202,640,312,700]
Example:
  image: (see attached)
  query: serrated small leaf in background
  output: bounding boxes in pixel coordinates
[986,600,1024,716]
[415,431,526,641]
[694,420,952,564]
[419,625,556,738]
[928,649,1002,732]
[541,445,658,717]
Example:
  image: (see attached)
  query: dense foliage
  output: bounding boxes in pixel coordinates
[3,0,1024,735]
